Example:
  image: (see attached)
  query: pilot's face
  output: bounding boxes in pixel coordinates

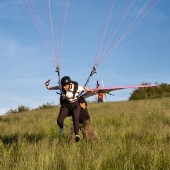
[63,84,70,91]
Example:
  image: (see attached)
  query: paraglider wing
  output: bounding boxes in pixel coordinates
[81,91,98,99]
[81,84,156,99]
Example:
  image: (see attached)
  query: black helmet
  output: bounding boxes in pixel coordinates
[61,76,71,86]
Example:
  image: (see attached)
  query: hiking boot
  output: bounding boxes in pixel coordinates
[75,135,80,142]
[59,128,64,136]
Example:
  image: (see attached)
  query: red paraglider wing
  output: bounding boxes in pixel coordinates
[81,84,156,99]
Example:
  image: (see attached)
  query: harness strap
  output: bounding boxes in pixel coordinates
[72,81,78,99]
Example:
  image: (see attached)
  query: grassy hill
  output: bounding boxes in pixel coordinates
[0,98,170,170]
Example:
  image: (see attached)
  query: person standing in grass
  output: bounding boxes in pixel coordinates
[45,76,92,142]
[70,96,99,141]
[96,81,104,103]
[97,91,104,103]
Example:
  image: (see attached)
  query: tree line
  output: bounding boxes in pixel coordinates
[129,83,170,100]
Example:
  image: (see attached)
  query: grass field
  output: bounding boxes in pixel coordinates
[0,98,170,170]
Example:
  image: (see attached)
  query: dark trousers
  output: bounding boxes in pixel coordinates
[57,101,80,136]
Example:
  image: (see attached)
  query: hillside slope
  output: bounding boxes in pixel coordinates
[0,98,170,170]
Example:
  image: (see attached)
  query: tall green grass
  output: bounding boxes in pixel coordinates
[0,98,170,170]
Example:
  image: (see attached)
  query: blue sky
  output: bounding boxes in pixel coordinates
[0,0,170,115]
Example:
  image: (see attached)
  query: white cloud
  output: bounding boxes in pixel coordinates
[0,37,37,59]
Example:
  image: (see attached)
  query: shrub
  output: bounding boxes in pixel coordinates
[17,105,30,112]
[36,102,55,110]
[6,108,18,114]
[129,83,170,100]
[6,105,30,114]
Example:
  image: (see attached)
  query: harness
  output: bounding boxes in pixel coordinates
[60,81,79,105]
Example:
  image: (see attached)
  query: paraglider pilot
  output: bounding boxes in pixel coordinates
[45,76,93,142]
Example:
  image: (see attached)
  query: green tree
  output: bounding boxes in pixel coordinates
[129,83,170,100]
